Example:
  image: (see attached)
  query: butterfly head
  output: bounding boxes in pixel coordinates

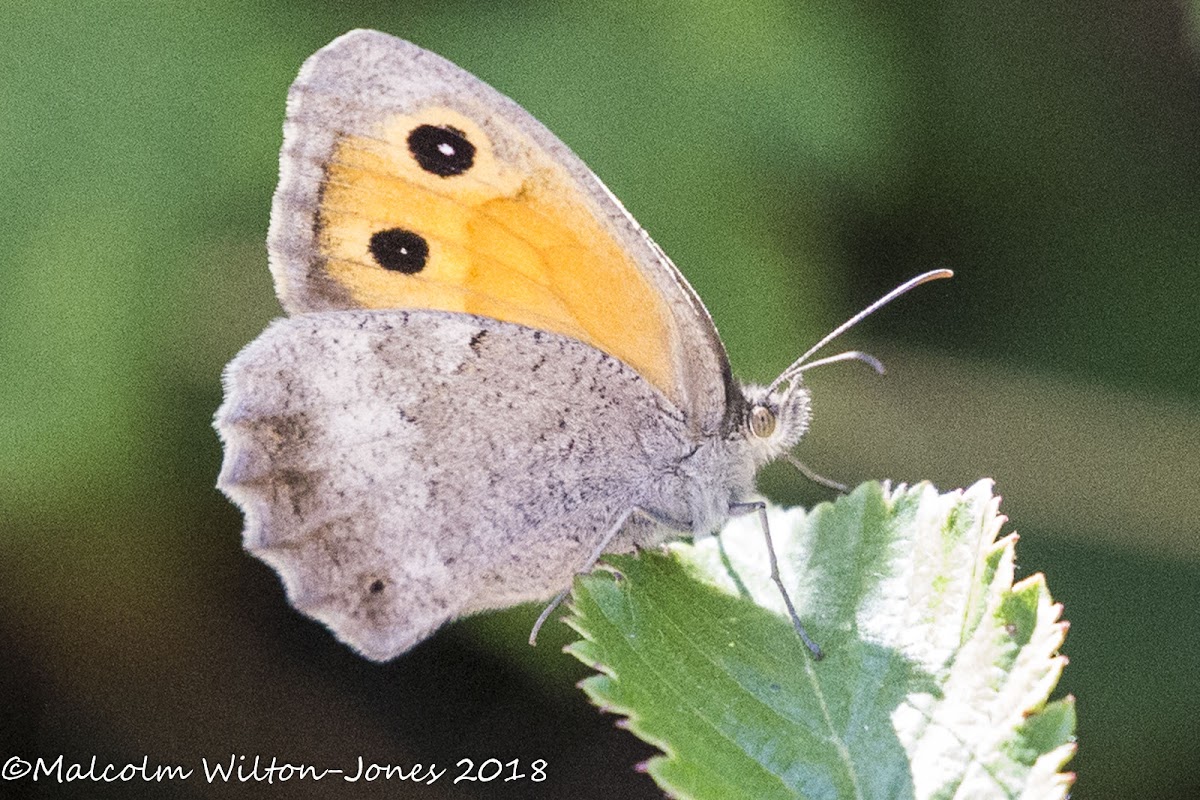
[734,269,955,471]
[737,380,812,467]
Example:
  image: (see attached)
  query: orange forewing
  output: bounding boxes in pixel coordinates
[316,107,678,401]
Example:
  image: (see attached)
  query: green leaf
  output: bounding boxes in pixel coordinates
[566,481,1075,800]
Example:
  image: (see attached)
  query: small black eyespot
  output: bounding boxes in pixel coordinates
[369,228,428,274]
[407,124,476,177]
[369,579,385,595]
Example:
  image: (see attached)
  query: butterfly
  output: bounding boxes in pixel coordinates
[214,29,950,662]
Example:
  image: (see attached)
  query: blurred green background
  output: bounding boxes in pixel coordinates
[3,1,1198,797]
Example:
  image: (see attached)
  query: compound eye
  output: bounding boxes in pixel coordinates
[749,405,777,439]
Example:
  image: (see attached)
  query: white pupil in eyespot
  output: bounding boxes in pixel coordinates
[437,142,456,156]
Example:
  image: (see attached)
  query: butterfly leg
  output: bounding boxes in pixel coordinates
[729,501,825,660]
[528,506,642,646]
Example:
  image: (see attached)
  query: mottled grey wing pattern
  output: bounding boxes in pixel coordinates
[216,310,693,660]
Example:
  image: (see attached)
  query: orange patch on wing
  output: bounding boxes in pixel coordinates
[316,107,677,402]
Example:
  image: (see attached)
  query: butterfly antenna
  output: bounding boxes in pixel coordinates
[793,350,886,376]
[783,453,848,493]
[768,269,953,394]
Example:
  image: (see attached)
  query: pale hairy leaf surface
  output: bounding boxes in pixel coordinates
[566,481,1075,800]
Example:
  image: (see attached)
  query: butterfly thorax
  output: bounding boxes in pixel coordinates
[651,380,811,538]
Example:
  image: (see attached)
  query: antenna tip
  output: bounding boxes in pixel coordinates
[860,352,886,375]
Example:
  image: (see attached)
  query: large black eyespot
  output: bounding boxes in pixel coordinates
[369,228,428,273]
[407,124,475,177]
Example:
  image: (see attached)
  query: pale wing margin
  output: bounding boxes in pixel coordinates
[215,309,691,659]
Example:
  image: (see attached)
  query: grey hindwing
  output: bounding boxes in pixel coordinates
[215,309,694,660]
